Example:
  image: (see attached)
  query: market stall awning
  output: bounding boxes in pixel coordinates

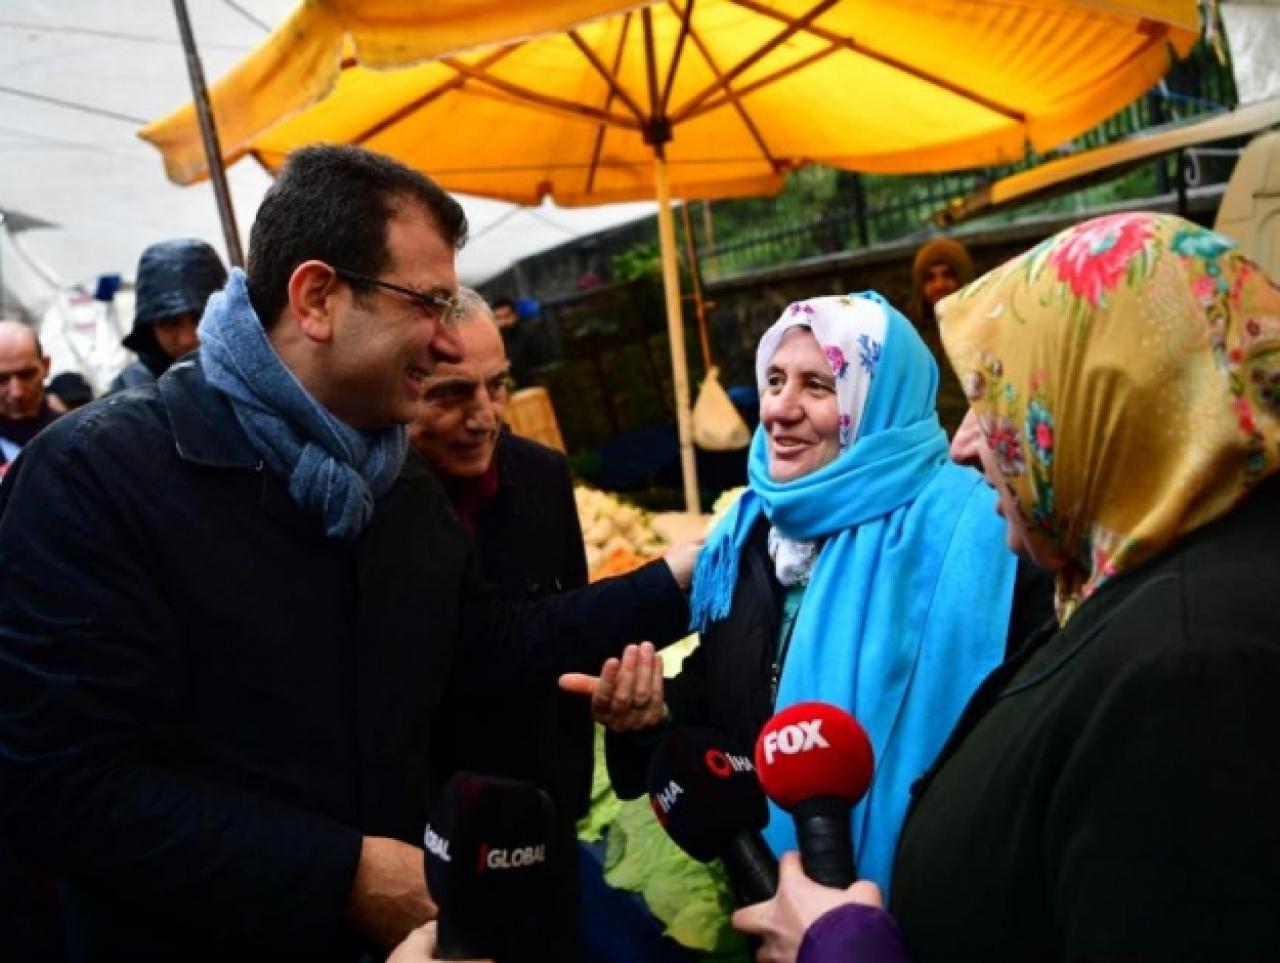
[934,96,1280,226]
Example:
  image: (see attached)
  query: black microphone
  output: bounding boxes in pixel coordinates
[423,772,556,961]
[646,725,779,904]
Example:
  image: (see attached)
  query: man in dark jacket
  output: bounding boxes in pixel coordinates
[410,290,592,955]
[0,320,60,476]
[108,238,227,392]
[0,145,692,963]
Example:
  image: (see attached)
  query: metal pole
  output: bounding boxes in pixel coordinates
[700,201,718,279]
[0,211,7,317]
[679,201,712,373]
[172,0,245,267]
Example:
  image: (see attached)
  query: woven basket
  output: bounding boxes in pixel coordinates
[506,386,566,453]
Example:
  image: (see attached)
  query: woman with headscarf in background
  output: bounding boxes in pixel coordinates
[910,236,975,434]
[734,213,1280,962]
[910,236,974,327]
[564,292,1027,899]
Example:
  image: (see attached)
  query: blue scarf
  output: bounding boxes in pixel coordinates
[198,269,408,540]
[690,293,1016,895]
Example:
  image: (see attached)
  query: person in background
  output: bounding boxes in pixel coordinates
[47,371,94,411]
[0,320,60,476]
[909,236,975,435]
[909,236,973,327]
[0,144,694,963]
[564,292,1029,899]
[491,294,552,386]
[733,213,1280,961]
[409,289,592,958]
[109,238,226,392]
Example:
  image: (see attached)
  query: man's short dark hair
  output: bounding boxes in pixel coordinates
[246,145,468,329]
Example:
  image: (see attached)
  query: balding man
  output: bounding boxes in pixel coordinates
[0,320,60,475]
[410,290,591,957]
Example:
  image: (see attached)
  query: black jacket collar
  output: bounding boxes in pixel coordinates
[158,355,261,469]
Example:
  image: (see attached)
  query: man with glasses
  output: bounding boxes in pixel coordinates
[0,320,60,478]
[410,289,592,957]
[0,145,694,962]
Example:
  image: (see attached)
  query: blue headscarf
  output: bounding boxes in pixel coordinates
[689,292,1016,895]
[198,269,408,540]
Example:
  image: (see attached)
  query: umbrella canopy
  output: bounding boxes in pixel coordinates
[141,0,1200,511]
[143,0,1200,197]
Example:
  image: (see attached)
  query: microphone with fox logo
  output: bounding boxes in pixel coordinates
[755,702,874,888]
[423,772,555,961]
[646,725,779,904]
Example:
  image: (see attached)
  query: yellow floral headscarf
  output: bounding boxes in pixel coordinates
[937,213,1280,623]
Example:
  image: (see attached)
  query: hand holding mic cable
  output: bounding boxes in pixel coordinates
[423,772,555,962]
[755,702,874,888]
[646,725,779,904]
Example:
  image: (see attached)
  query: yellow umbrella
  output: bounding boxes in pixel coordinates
[142,0,1200,511]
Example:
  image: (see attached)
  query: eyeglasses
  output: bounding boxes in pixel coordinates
[333,267,459,325]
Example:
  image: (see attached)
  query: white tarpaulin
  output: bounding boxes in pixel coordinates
[1221,1,1280,104]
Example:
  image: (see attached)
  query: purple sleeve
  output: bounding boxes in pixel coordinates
[797,904,910,963]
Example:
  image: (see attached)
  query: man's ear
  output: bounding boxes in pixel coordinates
[286,260,340,343]
[37,354,51,381]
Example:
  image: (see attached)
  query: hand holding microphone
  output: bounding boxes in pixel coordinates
[755,702,874,888]
[387,922,492,963]
[423,772,555,962]
[645,725,779,904]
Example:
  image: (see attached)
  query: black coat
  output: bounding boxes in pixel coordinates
[433,433,592,814]
[0,357,688,963]
[607,519,1052,800]
[430,433,592,957]
[891,473,1280,960]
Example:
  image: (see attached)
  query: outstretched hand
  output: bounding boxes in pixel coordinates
[559,641,668,732]
[731,852,884,963]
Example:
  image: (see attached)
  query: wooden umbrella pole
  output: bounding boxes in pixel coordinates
[172,0,244,267]
[655,155,700,514]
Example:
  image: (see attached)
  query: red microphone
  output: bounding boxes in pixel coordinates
[754,701,874,888]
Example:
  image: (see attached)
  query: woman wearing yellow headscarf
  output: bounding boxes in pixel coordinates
[731,213,1280,961]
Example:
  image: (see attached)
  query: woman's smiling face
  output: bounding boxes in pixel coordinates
[761,326,843,483]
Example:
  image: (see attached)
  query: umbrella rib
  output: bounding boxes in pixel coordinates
[569,28,647,122]
[351,45,517,146]
[659,0,697,116]
[440,56,639,130]
[680,12,780,171]
[728,0,1026,122]
[586,12,635,195]
[670,0,839,123]
[689,39,842,118]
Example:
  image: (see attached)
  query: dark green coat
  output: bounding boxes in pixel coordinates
[891,474,1280,961]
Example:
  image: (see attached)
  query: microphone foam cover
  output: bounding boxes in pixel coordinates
[754,702,874,811]
[423,772,556,959]
[646,725,769,863]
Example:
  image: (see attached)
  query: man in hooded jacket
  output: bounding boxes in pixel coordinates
[109,239,227,392]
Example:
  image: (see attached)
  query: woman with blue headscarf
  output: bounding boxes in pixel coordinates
[564,292,1025,897]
